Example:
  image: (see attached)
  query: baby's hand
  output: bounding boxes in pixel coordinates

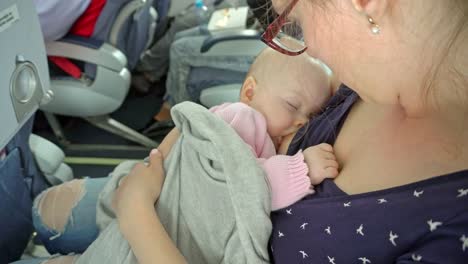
[303,143,339,185]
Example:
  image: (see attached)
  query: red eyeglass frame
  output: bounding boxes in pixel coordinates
[261,0,307,56]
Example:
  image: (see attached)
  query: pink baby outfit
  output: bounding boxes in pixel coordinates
[210,102,313,211]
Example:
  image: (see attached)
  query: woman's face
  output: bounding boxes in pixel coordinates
[270,0,402,105]
[289,1,360,93]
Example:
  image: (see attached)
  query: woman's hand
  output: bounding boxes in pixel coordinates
[112,149,165,221]
[111,149,187,264]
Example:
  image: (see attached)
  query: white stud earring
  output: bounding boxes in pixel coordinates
[367,15,381,35]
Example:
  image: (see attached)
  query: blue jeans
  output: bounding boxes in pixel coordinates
[11,177,109,264]
[0,115,49,263]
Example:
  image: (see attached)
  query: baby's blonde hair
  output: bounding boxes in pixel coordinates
[245,47,333,104]
[247,47,331,91]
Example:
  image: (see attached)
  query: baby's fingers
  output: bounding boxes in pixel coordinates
[324,166,339,178]
[318,143,334,153]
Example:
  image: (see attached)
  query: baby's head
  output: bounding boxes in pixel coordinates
[240,47,332,147]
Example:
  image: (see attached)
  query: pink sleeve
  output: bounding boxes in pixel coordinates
[210,103,276,158]
[210,103,312,210]
[259,150,314,211]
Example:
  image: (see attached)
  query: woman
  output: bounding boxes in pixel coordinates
[115,0,468,263]
[15,0,467,263]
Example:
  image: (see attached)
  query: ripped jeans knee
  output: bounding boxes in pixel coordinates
[36,180,85,234]
[32,177,108,255]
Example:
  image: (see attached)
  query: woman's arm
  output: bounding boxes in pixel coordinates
[157,128,180,159]
[113,150,187,264]
[120,201,187,264]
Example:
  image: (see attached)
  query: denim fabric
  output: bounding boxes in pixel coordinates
[136,1,237,81]
[136,8,205,81]
[0,116,49,263]
[33,177,109,255]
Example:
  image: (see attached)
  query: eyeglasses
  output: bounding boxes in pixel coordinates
[261,0,307,56]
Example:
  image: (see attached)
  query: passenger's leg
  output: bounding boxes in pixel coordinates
[137,10,201,82]
[11,255,80,264]
[32,177,108,254]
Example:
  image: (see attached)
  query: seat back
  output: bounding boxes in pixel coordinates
[95,0,156,69]
[0,0,51,261]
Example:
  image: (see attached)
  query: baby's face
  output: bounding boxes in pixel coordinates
[249,81,327,148]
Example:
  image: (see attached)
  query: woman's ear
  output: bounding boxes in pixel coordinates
[351,0,389,19]
[239,76,257,104]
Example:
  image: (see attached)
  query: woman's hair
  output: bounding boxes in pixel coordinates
[423,0,468,109]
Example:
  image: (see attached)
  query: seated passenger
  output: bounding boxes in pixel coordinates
[33,0,93,42]
[133,0,252,94]
[13,47,335,264]
[33,0,155,78]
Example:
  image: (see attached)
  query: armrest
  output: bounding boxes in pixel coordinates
[29,134,65,175]
[200,29,263,54]
[46,36,127,71]
[29,134,73,185]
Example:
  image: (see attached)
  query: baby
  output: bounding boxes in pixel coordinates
[160,47,338,210]
[73,47,338,264]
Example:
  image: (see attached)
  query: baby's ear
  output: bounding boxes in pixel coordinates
[240,76,257,103]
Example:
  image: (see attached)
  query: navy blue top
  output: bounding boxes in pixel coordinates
[269,86,468,263]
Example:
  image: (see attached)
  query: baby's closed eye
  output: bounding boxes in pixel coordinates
[284,99,300,111]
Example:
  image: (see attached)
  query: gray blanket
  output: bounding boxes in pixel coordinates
[76,102,272,264]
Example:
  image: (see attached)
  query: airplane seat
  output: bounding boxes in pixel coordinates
[191,0,273,107]
[196,29,266,107]
[163,3,267,109]
[38,0,161,148]
[0,0,66,261]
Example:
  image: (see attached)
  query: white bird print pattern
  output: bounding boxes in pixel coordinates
[269,184,467,262]
[389,231,398,246]
[411,254,422,261]
[358,257,371,264]
[299,250,308,259]
[356,224,365,236]
[377,198,387,204]
[461,235,468,252]
[457,188,468,198]
[427,219,443,232]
